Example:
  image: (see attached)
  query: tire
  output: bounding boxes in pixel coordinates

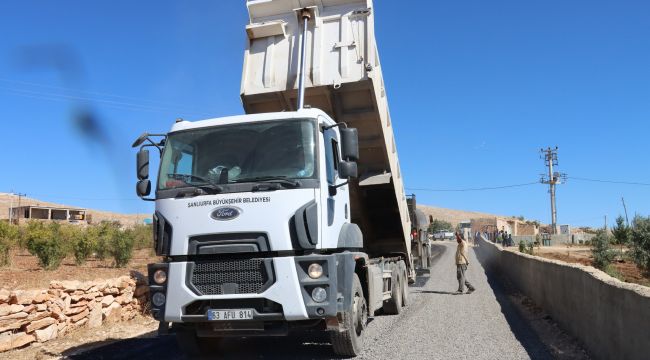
[331,273,367,357]
[382,265,402,315]
[399,260,409,307]
[175,326,221,359]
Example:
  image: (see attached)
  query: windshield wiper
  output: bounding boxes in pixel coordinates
[167,173,224,194]
[232,176,300,188]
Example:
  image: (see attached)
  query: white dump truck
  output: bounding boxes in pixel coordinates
[133,0,413,356]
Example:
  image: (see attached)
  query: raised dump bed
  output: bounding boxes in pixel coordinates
[242,0,411,260]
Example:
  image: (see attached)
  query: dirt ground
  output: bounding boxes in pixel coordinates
[0,249,161,290]
[508,245,650,287]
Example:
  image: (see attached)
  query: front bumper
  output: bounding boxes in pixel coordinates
[148,254,339,324]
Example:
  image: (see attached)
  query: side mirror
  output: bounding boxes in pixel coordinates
[137,149,150,180]
[338,161,357,178]
[132,132,149,148]
[340,128,359,161]
[136,179,151,197]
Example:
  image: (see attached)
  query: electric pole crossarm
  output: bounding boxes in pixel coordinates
[539,147,566,235]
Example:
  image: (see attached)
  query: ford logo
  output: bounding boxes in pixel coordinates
[211,206,241,221]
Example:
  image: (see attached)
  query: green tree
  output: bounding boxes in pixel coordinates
[428,219,453,233]
[611,215,630,245]
[131,224,153,250]
[26,222,67,270]
[629,215,650,271]
[591,230,615,270]
[110,228,135,267]
[0,222,19,266]
[94,221,120,260]
[73,228,95,265]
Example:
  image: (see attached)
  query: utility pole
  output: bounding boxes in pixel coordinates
[14,192,26,225]
[540,147,566,235]
[8,191,13,224]
[621,197,629,226]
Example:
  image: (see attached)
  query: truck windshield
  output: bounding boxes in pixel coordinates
[158,119,317,191]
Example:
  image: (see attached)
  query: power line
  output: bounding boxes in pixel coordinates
[570,177,650,186]
[406,182,538,192]
[0,77,200,110]
[0,86,213,117]
[3,191,139,202]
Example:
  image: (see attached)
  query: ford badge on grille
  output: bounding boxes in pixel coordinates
[211,206,241,221]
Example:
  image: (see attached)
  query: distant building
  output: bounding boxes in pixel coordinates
[458,220,472,240]
[470,217,539,240]
[9,205,87,224]
[560,224,571,235]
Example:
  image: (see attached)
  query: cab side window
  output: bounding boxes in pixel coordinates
[325,133,340,185]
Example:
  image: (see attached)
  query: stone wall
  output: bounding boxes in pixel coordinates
[0,275,149,353]
[475,236,650,360]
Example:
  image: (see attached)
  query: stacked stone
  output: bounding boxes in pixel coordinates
[0,275,149,352]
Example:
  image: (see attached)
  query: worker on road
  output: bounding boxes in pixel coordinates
[455,232,475,294]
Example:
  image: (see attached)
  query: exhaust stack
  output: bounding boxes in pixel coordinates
[296,8,311,110]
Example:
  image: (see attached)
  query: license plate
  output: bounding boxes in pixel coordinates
[207,309,254,321]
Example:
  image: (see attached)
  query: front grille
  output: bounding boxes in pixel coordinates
[189,259,272,295]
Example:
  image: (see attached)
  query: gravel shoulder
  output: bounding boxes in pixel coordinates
[49,242,560,359]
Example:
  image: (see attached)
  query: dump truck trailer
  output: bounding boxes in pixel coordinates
[133,0,413,356]
[407,194,432,269]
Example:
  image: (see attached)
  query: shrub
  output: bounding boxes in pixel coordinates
[94,222,120,260]
[611,215,630,245]
[73,230,95,265]
[131,224,153,250]
[0,222,19,266]
[0,238,10,267]
[629,215,650,271]
[59,224,84,255]
[110,229,135,267]
[26,222,67,270]
[518,240,526,253]
[591,230,615,270]
[604,264,623,281]
[24,221,50,253]
[526,242,535,255]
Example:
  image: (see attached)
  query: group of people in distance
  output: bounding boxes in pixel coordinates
[476,228,514,247]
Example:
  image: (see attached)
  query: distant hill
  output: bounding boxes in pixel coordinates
[416,204,507,226]
[0,193,148,226]
[0,192,514,229]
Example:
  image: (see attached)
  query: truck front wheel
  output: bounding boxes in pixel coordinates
[331,273,367,357]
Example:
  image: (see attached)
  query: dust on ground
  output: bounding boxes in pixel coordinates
[505,245,650,287]
[0,249,161,290]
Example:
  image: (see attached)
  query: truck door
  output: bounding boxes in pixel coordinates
[321,124,348,249]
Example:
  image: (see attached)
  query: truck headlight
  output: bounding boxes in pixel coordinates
[311,287,327,303]
[308,263,323,279]
[153,269,167,285]
[152,292,166,307]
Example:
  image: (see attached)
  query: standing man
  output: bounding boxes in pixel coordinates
[455,232,475,294]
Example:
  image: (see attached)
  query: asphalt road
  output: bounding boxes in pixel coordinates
[67,242,553,360]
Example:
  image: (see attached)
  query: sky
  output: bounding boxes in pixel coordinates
[1,0,649,228]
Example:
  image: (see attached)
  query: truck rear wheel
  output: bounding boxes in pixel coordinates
[331,273,367,357]
[382,265,402,315]
[399,260,409,307]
